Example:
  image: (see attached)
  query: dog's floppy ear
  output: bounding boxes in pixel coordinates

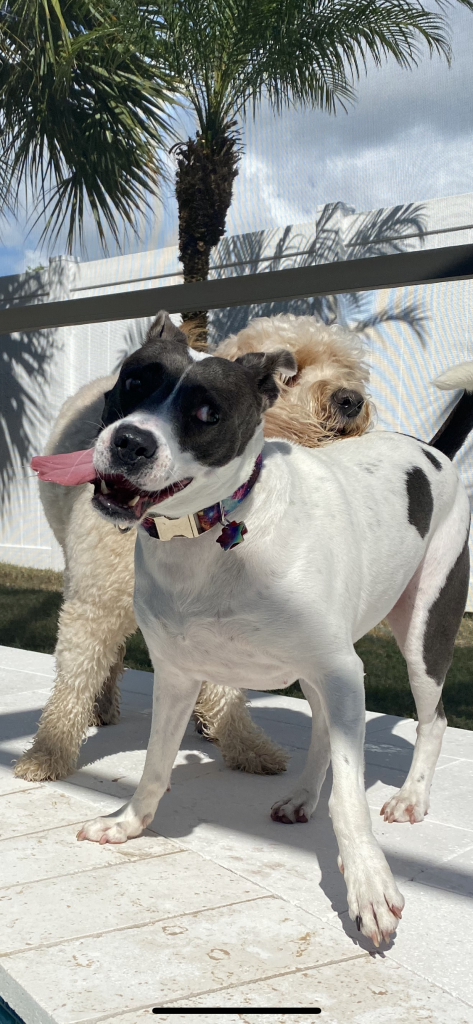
[235,349,297,410]
[143,311,187,347]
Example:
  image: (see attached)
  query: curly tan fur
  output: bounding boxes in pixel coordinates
[89,644,124,727]
[15,314,372,783]
[194,682,288,774]
[216,315,374,446]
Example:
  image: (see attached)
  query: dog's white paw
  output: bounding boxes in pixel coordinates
[344,854,405,946]
[76,807,148,844]
[381,784,428,824]
[270,787,316,824]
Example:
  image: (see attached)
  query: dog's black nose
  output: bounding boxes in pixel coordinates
[112,423,157,464]
[332,388,364,419]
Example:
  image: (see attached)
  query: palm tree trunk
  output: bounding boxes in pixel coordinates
[175,130,239,347]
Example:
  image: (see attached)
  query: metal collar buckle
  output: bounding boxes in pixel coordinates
[154,513,201,541]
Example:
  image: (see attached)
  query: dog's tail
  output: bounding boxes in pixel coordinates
[430,361,473,459]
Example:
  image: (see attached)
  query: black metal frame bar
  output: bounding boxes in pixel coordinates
[1,243,473,335]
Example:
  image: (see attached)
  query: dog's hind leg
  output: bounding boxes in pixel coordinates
[271,683,330,821]
[89,643,125,727]
[383,491,470,825]
[195,682,289,774]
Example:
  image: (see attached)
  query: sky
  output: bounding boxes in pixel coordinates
[1,2,473,277]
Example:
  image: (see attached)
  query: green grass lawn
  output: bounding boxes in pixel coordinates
[0,563,154,673]
[1,562,472,729]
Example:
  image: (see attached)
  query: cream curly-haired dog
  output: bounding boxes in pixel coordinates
[15,313,373,783]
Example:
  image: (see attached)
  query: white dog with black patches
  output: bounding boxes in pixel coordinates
[76,327,470,947]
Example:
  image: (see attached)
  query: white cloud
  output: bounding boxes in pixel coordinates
[228,3,473,223]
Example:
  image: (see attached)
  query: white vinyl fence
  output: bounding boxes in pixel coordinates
[1,193,473,603]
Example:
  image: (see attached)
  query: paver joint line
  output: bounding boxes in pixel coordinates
[178,846,352,928]
[399,876,473,900]
[0,786,44,800]
[73,953,370,1024]
[143,823,355,931]
[438,843,473,865]
[366,804,473,832]
[0,894,275,959]
[0,846,188,894]
[0,818,102,844]
[388,955,473,1011]
[0,669,53,679]
[160,953,371,1007]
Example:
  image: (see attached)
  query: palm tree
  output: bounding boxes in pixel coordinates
[144,0,473,340]
[0,0,175,253]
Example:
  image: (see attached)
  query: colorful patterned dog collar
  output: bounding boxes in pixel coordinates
[141,454,262,551]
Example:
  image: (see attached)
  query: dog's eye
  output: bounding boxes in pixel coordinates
[125,377,142,392]
[195,405,219,424]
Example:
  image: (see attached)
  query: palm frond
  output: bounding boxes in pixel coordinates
[142,0,471,134]
[0,0,177,251]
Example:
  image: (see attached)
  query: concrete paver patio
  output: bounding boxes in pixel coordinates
[0,644,472,1024]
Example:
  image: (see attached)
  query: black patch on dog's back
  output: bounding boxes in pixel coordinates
[423,536,470,684]
[406,467,433,538]
[422,448,442,472]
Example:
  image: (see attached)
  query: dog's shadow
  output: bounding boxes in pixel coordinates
[75,696,424,953]
[0,692,441,952]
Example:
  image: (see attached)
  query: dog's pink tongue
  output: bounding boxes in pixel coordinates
[30,449,96,485]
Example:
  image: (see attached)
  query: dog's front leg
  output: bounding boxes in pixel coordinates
[318,653,405,946]
[77,672,202,844]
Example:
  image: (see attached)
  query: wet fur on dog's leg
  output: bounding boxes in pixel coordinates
[15,487,138,781]
[15,595,137,780]
[89,644,125,727]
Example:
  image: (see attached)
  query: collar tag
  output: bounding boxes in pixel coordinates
[216,520,248,551]
[154,514,200,541]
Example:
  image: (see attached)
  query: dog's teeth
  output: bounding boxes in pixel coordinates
[128,494,140,507]
[100,480,110,495]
